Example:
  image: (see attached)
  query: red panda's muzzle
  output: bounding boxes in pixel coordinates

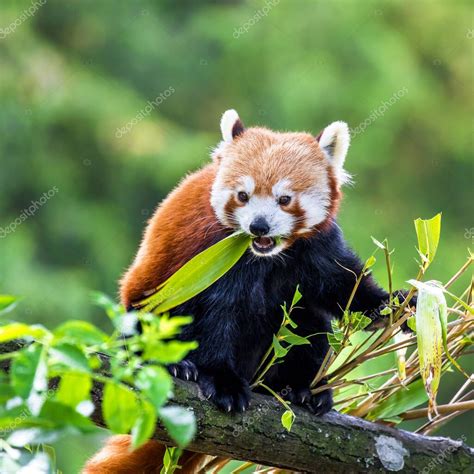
[251,236,276,254]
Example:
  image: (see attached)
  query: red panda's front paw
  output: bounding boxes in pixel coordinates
[168,360,198,382]
[308,388,333,416]
[285,387,333,416]
[198,372,251,413]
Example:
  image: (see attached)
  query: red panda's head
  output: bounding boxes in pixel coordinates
[210,110,351,256]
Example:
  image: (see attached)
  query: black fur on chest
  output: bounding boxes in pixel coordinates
[173,222,353,377]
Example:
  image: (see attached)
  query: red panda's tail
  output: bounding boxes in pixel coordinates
[82,435,210,474]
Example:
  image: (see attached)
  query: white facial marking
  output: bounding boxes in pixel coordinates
[272,178,292,198]
[298,174,331,231]
[210,172,233,225]
[240,175,255,194]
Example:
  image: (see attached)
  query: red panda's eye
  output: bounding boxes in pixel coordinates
[278,196,291,206]
[237,191,249,203]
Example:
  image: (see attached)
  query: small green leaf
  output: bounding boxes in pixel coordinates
[157,315,193,339]
[0,382,15,403]
[144,341,198,364]
[350,313,372,332]
[50,343,90,373]
[39,400,97,431]
[281,409,295,432]
[0,323,50,343]
[407,316,416,332]
[11,345,48,406]
[56,373,92,410]
[136,366,172,409]
[54,321,108,345]
[0,295,20,315]
[278,327,310,346]
[272,335,288,358]
[103,382,139,434]
[414,213,441,267]
[159,406,196,448]
[131,400,157,449]
[291,285,302,308]
[379,307,392,316]
[91,292,124,320]
[365,255,376,268]
[327,320,344,352]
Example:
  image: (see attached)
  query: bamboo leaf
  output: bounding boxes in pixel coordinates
[139,233,250,314]
[367,379,428,421]
[407,280,444,418]
[414,213,441,268]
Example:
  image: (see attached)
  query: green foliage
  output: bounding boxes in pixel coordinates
[0,298,197,470]
[160,446,183,474]
[314,215,472,435]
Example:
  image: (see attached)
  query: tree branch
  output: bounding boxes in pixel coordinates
[2,342,473,473]
[91,378,473,473]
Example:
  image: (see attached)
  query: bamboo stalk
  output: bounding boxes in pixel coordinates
[401,400,474,420]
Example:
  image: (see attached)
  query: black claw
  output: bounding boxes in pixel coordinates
[167,360,199,382]
[198,372,250,413]
[309,389,333,416]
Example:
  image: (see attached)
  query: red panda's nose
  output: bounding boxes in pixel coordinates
[249,217,270,236]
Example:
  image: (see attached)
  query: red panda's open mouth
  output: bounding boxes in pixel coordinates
[251,236,276,254]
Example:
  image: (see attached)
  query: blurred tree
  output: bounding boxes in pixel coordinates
[0,0,472,462]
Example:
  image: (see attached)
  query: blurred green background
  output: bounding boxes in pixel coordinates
[0,0,472,471]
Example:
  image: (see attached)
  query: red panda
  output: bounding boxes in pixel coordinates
[84,110,413,473]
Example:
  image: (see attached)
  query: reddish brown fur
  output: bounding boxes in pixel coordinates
[120,164,227,308]
[221,128,330,196]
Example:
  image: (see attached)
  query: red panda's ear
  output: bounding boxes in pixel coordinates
[220,109,245,142]
[316,121,351,185]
